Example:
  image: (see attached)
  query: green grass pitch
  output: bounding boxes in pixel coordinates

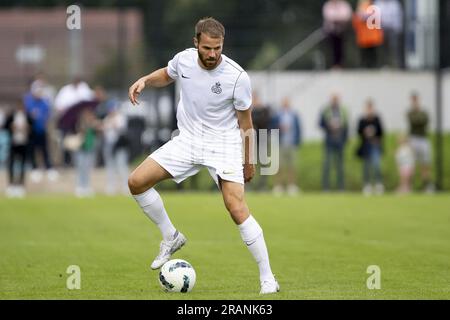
[1,193,449,300]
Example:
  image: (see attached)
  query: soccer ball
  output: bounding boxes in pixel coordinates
[158,259,196,293]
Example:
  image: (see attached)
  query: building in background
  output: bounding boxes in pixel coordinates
[0,8,143,103]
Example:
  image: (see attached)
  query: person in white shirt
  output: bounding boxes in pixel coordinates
[374,0,404,68]
[54,78,94,167]
[127,17,279,294]
[54,77,94,114]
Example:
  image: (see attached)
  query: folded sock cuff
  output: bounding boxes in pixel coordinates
[132,188,159,207]
[238,215,263,243]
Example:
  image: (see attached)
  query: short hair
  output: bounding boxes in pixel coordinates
[195,17,225,40]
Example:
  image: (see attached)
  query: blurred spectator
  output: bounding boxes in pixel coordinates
[0,107,9,168]
[352,0,384,68]
[94,86,118,119]
[356,99,384,195]
[3,101,33,198]
[101,100,129,195]
[272,97,302,195]
[395,134,415,194]
[322,0,353,68]
[251,91,272,191]
[32,72,56,105]
[375,0,404,68]
[74,109,101,198]
[24,79,59,183]
[407,92,435,193]
[54,77,94,115]
[55,78,94,167]
[319,93,349,191]
[30,73,60,169]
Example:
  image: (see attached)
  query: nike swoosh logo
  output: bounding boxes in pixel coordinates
[181,74,190,79]
[222,171,235,175]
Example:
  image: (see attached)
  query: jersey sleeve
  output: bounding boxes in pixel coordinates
[233,71,252,111]
[167,52,181,80]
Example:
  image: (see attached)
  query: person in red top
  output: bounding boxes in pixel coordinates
[352,0,384,68]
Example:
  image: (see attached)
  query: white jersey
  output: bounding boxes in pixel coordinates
[166,48,252,146]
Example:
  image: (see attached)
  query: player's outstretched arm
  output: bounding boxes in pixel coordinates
[128,67,174,105]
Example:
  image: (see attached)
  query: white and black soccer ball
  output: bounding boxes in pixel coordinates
[158,259,196,293]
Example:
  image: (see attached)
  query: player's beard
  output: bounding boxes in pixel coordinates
[198,52,221,70]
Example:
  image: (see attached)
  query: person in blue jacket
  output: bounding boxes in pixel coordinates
[271,97,302,195]
[23,80,58,182]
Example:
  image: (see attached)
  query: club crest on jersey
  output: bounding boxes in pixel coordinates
[211,82,222,94]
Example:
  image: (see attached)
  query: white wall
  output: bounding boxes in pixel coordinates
[249,70,449,142]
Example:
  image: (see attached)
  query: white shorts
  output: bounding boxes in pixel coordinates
[410,136,432,165]
[149,133,244,186]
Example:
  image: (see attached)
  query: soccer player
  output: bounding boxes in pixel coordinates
[127,17,279,294]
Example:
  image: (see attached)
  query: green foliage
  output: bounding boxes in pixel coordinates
[92,42,147,89]
[249,42,280,70]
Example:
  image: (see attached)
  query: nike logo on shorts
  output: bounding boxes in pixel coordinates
[182,74,190,79]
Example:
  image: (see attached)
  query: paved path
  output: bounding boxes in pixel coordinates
[0,168,128,196]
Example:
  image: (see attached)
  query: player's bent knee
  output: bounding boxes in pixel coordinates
[128,173,152,195]
[127,174,139,194]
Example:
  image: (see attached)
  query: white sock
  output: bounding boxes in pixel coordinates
[238,215,275,283]
[132,188,176,241]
